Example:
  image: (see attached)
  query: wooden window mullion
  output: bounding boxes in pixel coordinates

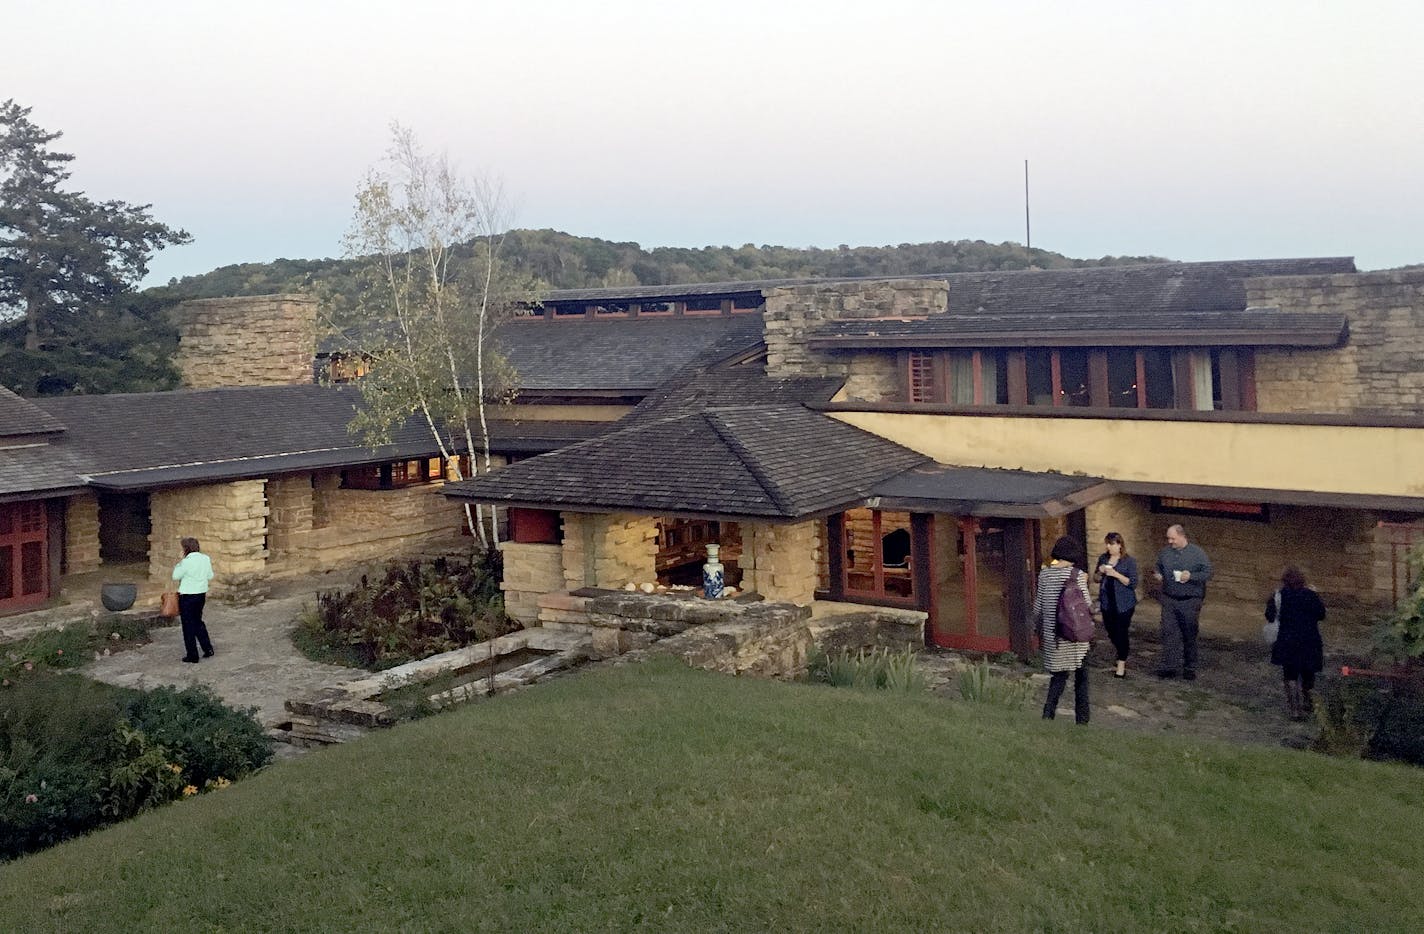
[1135,351,1148,408]
[1006,350,1028,405]
[1050,352,1064,407]
[971,350,984,404]
[1088,350,1109,407]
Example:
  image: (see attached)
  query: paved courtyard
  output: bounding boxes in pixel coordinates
[74,570,1374,755]
[82,572,367,736]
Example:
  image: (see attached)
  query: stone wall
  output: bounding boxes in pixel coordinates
[557,589,925,677]
[64,492,101,574]
[305,481,466,573]
[558,512,659,590]
[1247,268,1424,415]
[172,294,318,389]
[148,480,269,605]
[498,541,565,623]
[266,474,314,566]
[839,352,902,403]
[763,280,948,380]
[1083,494,1390,628]
[740,519,820,604]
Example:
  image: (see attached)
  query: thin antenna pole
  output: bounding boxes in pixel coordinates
[1024,159,1032,250]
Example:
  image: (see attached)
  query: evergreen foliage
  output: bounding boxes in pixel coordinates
[0,100,189,397]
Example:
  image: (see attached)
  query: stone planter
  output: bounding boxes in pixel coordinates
[100,582,138,612]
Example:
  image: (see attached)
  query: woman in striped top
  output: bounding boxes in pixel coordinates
[1035,536,1094,725]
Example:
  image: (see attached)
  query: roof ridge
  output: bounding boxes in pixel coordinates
[702,410,795,515]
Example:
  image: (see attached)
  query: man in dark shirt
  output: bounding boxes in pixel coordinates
[1153,524,1213,680]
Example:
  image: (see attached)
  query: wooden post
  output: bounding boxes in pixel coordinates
[1004,517,1034,661]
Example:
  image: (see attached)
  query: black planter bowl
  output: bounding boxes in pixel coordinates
[100,582,138,612]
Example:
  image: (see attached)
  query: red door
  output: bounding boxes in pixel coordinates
[0,500,49,612]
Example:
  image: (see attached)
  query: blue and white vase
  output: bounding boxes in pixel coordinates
[702,544,725,600]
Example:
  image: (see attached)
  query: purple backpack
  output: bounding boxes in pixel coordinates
[1056,569,1094,643]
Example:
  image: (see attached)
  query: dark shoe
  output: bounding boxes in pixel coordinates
[1155,669,1178,679]
[1182,669,1197,681]
[203,650,214,658]
[181,657,200,664]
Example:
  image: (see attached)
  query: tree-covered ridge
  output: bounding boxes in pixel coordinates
[149,229,1168,301]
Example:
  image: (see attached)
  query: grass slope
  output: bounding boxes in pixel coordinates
[2,659,1421,932]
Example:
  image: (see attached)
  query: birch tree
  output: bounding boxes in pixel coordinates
[334,125,528,547]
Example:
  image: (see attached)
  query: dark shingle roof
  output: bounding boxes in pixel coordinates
[444,404,928,519]
[622,365,844,427]
[0,442,90,498]
[809,309,1350,348]
[495,314,765,392]
[33,386,606,490]
[871,464,1112,517]
[0,387,65,439]
[934,258,1354,316]
[532,258,1354,310]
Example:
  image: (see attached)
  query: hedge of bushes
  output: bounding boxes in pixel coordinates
[1,662,272,861]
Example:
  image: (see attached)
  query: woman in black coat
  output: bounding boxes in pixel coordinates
[1094,532,1138,679]
[1265,566,1326,721]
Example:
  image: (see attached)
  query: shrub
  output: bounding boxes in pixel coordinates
[808,646,924,693]
[1,674,271,861]
[297,549,519,670]
[0,675,127,857]
[957,660,1032,709]
[124,685,272,786]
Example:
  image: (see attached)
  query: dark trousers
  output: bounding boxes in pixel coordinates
[1043,667,1090,724]
[1159,597,1203,673]
[178,593,213,660]
[1103,607,1134,662]
[1282,666,1316,692]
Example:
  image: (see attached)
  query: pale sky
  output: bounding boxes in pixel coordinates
[6,0,1422,284]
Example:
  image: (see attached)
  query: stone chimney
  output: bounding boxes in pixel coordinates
[762,280,948,379]
[171,294,318,389]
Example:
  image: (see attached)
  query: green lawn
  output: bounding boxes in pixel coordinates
[3,658,1421,932]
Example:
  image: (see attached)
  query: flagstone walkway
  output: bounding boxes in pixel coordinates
[82,573,367,738]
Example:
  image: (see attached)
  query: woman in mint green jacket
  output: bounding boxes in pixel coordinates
[173,537,215,663]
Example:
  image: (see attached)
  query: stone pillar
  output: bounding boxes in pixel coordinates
[762,281,948,380]
[64,492,102,574]
[171,294,318,389]
[741,519,820,605]
[266,473,315,570]
[498,541,565,623]
[558,512,659,590]
[149,480,270,605]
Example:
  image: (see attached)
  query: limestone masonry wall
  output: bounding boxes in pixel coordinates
[1084,494,1389,629]
[558,512,659,590]
[172,294,318,389]
[149,480,269,605]
[763,280,948,380]
[64,492,101,574]
[1247,268,1424,416]
[741,519,820,605]
[838,352,901,403]
[305,480,466,573]
[498,541,564,623]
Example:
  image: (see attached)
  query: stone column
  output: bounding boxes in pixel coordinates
[498,541,565,623]
[266,473,315,573]
[149,480,270,605]
[558,512,659,590]
[64,492,103,574]
[741,519,820,604]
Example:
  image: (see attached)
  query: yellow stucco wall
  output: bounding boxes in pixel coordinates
[829,412,1424,499]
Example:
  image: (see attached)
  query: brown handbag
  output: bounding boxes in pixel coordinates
[160,591,180,618]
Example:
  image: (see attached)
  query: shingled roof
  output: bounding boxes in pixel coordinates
[0,387,65,439]
[532,257,1354,312]
[493,314,765,393]
[443,404,929,519]
[808,309,1350,348]
[33,386,607,491]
